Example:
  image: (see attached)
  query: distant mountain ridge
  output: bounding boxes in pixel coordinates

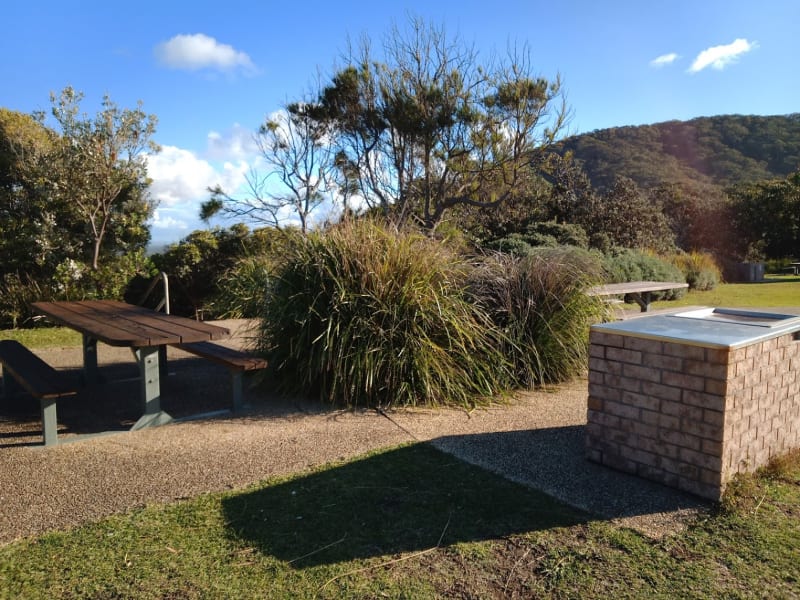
[557,114,800,191]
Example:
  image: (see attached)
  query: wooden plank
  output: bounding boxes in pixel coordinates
[587,281,688,297]
[0,340,77,399]
[34,301,168,346]
[90,300,229,343]
[32,301,230,347]
[81,301,216,346]
[174,342,268,371]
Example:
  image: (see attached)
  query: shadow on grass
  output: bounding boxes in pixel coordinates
[222,443,588,567]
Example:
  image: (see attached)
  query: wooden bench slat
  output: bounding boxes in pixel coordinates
[0,340,77,399]
[173,342,268,371]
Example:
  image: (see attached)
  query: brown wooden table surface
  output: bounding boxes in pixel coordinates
[32,300,229,347]
[31,300,231,431]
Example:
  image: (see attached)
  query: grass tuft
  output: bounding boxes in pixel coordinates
[257,220,513,408]
[469,247,611,386]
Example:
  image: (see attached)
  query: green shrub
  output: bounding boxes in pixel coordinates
[602,248,687,301]
[257,220,512,408]
[470,247,610,387]
[483,234,536,256]
[212,255,273,319]
[481,222,589,256]
[0,274,51,329]
[670,251,721,291]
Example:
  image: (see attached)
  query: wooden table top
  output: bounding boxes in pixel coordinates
[32,300,230,348]
[587,281,689,296]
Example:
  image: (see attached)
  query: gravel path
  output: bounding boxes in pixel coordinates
[0,320,711,545]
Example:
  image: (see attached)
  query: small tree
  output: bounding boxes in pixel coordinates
[727,171,800,259]
[204,98,333,233]
[296,17,569,229]
[47,86,159,270]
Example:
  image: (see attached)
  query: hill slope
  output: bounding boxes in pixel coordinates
[558,114,800,191]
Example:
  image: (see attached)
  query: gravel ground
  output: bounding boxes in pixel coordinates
[0,319,711,546]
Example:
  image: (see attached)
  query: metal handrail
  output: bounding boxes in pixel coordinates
[138,272,170,314]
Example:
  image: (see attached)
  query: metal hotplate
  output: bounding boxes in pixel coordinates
[592,307,800,349]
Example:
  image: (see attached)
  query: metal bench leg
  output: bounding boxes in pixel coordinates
[40,397,58,446]
[232,371,243,413]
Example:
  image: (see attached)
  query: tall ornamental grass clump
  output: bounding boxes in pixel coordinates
[669,251,722,290]
[470,247,611,387]
[257,221,512,408]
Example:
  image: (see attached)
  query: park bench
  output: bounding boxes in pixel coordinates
[171,342,268,411]
[587,280,689,312]
[0,340,78,446]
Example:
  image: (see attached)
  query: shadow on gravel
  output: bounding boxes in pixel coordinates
[431,427,710,523]
[0,355,296,447]
[222,443,589,567]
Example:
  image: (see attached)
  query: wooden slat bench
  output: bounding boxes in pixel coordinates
[0,340,78,446]
[587,281,689,312]
[172,342,267,411]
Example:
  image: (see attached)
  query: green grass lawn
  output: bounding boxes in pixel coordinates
[0,444,797,599]
[647,275,800,311]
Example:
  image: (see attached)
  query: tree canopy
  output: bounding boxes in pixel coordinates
[284,17,568,229]
[0,88,159,326]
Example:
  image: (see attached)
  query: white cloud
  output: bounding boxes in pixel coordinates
[206,123,260,161]
[154,34,257,75]
[150,209,189,231]
[650,53,679,68]
[146,145,249,208]
[688,38,757,73]
[144,145,254,244]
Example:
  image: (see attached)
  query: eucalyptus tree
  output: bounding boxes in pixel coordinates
[47,86,159,270]
[295,17,569,229]
[0,108,64,278]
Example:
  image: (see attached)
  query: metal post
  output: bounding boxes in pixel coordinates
[82,335,99,384]
[131,346,173,430]
[40,398,58,446]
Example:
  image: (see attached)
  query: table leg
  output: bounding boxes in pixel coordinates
[130,346,173,430]
[82,335,100,384]
[631,292,652,312]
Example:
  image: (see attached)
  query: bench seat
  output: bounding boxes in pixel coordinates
[172,342,267,411]
[0,340,77,446]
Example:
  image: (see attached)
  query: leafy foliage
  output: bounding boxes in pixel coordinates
[602,248,687,300]
[151,225,258,318]
[0,90,159,328]
[727,171,800,260]
[45,86,158,271]
[295,17,568,229]
[669,251,721,291]
[256,220,513,408]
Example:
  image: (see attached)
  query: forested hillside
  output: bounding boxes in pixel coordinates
[558,114,800,191]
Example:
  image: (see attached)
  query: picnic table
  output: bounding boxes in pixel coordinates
[587,280,689,312]
[32,300,230,430]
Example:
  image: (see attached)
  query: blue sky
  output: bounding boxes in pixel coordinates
[3,0,798,246]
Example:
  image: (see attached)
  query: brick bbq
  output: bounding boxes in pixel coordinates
[587,307,800,500]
